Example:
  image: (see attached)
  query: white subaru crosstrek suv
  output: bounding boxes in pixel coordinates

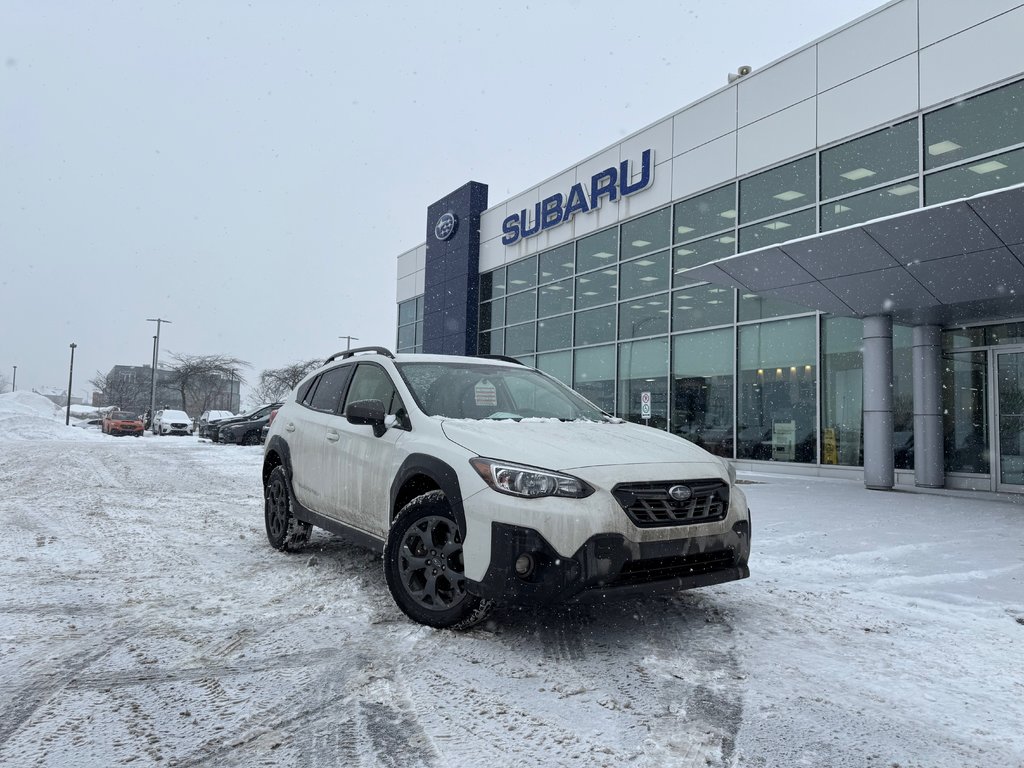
[262,347,750,629]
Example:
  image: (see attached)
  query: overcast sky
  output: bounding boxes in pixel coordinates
[1,0,886,401]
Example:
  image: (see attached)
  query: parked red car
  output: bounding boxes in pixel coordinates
[102,410,144,437]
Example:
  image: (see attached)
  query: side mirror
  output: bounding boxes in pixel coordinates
[346,399,387,437]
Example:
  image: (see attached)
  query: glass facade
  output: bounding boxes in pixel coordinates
[400,78,1024,475]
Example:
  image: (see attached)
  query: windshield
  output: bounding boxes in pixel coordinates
[396,362,607,421]
[110,411,136,420]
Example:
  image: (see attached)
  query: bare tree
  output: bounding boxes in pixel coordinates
[163,353,249,414]
[248,359,321,407]
[90,369,150,411]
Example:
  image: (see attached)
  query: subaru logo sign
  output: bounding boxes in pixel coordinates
[668,485,693,502]
[434,211,457,241]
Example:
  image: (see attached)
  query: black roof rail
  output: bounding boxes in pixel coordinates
[476,354,525,366]
[324,346,396,365]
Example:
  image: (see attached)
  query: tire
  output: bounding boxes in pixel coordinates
[242,430,260,446]
[264,466,312,552]
[383,491,494,630]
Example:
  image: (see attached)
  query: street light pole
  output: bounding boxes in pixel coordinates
[339,335,359,351]
[147,318,171,424]
[11,365,15,392]
[65,343,77,425]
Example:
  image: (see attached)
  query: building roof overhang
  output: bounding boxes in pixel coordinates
[676,184,1024,326]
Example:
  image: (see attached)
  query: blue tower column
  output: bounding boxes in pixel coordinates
[422,182,489,356]
[863,315,894,490]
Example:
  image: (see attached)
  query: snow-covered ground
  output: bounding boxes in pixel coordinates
[1,391,1022,767]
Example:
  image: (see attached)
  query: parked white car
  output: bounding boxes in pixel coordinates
[152,409,193,436]
[262,348,750,629]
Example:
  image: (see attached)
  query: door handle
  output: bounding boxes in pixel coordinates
[285,423,295,432]
[326,431,340,443]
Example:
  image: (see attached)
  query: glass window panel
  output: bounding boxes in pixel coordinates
[674,184,737,242]
[621,208,670,259]
[575,306,616,346]
[538,278,574,318]
[398,324,416,351]
[480,268,506,300]
[942,327,986,350]
[505,289,536,326]
[537,314,572,351]
[987,323,1024,346]
[506,256,537,292]
[415,296,424,320]
[480,329,503,355]
[925,146,1024,205]
[398,299,418,327]
[943,351,989,474]
[619,250,669,299]
[739,208,816,252]
[504,322,536,357]
[924,79,1024,170]
[479,298,504,332]
[820,182,920,231]
[738,290,813,322]
[821,317,863,467]
[821,120,918,199]
[737,318,817,463]
[673,328,734,458]
[576,227,619,273]
[673,284,734,331]
[673,234,736,284]
[514,354,536,367]
[893,324,914,470]
[739,156,816,223]
[537,350,572,386]
[619,293,669,339]
[575,268,618,309]
[573,344,616,413]
[618,339,669,427]
[538,244,574,284]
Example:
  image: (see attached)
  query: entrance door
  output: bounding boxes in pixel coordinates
[995,350,1024,491]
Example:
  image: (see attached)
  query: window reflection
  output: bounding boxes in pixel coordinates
[739,156,815,224]
[618,339,668,428]
[673,284,734,331]
[925,146,1024,205]
[574,344,616,413]
[575,268,618,309]
[620,208,670,260]
[738,208,815,252]
[619,250,669,299]
[576,227,619,273]
[924,79,1024,170]
[674,184,736,242]
[506,256,537,292]
[673,235,736,283]
[821,317,863,466]
[820,182,919,231]
[619,293,669,339]
[943,351,989,474]
[820,120,918,200]
[538,244,574,285]
[673,329,734,457]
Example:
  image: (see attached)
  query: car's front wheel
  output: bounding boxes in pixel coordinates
[383,491,493,630]
[241,430,260,446]
[264,466,312,551]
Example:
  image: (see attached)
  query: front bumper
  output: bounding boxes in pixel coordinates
[468,519,750,605]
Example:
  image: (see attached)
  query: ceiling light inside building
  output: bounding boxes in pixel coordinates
[592,251,613,259]
[640,276,659,282]
[677,225,694,234]
[969,160,1007,175]
[632,239,651,248]
[718,236,736,244]
[773,190,805,201]
[888,184,919,196]
[637,259,655,266]
[840,167,876,181]
[764,221,791,230]
[928,140,962,156]
[676,248,695,256]
[720,209,737,219]
[833,203,851,213]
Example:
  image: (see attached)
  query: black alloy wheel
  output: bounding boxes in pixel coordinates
[264,465,311,551]
[383,491,493,629]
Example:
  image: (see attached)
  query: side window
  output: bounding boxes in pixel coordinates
[297,377,318,404]
[307,365,353,414]
[344,364,407,418]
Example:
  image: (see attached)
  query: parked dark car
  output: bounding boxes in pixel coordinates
[216,403,282,445]
[197,409,234,439]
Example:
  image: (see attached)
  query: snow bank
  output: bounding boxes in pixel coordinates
[0,391,105,442]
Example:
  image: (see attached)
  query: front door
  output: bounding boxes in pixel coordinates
[994,349,1024,491]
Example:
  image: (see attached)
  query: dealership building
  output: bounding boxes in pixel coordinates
[394,0,1024,493]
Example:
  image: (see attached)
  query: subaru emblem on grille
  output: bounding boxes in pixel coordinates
[668,485,692,501]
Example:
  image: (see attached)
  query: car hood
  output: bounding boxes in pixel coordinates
[439,418,719,472]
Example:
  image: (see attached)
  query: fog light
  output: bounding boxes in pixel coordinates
[514,553,535,578]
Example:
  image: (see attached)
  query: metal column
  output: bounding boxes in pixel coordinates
[863,315,894,490]
[912,325,944,488]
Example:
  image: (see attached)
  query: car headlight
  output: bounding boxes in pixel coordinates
[469,457,593,499]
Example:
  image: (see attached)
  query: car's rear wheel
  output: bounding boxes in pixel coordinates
[384,491,493,630]
[242,430,259,446]
[264,466,311,551]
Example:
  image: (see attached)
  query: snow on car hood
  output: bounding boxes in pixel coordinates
[439,417,717,471]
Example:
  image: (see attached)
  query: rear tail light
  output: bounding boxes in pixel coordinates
[267,409,279,426]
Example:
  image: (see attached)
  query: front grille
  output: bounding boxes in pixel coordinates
[612,480,729,528]
[609,549,736,587]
